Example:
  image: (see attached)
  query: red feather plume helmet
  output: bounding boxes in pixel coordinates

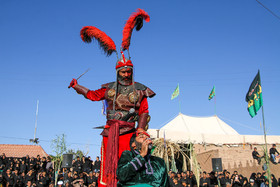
[80,8,150,70]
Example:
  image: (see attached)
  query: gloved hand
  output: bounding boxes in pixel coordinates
[68,79,77,88]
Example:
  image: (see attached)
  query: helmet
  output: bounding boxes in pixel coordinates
[115,52,133,71]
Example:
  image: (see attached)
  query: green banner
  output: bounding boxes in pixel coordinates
[245,70,263,117]
[171,84,179,100]
[208,86,215,100]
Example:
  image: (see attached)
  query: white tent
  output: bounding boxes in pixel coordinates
[148,113,280,145]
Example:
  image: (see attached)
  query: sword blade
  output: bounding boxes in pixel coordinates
[76,68,90,80]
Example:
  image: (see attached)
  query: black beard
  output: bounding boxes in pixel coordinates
[117,74,132,85]
[134,141,151,155]
[135,141,142,151]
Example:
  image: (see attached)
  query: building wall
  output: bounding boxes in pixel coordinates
[194,143,279,179]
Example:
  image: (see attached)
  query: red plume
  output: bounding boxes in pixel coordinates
[122,9,150,51]
[80,26,116,56]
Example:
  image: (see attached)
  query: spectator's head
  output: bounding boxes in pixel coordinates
[234,171,238,175]
[65,181,70,187]
[89,172,93,177]
[182,180,187,187]
[173,177,178,184]
[73,174,78,179]
[47,156,51,162]
[203,171,207,178]
[14,170,19,175]
[272,144,276,148]
[96,156,99,161]
[42,171,46,177]
[67,172,72,177]
[209,171,215,178]
[171,172,176,178]
[6,169,11,175]
[226,171,230,177]
[57,180,63,187]
[254,147,257,151]
[76,156,80,161]
[249,179,254,185]
[177,172,181,178]
[79,179,85,186]
[96,172,100,178]
[49,181,55,187]
[190,171,193,176]
[26,181,32,187]
[92,181,97,187]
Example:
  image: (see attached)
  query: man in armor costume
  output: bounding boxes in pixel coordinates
[69,9,153,187]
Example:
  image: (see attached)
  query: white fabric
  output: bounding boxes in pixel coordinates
[148,113,280,145]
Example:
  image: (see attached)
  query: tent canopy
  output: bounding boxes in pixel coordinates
[160,113,239,135]
[148,113,280,145]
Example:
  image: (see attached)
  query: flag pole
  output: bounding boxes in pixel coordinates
[259,69,271,187]
[261,105,272,187]
[214,95,216,115]
[178,83,181,113]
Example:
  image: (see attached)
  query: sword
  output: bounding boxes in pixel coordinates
[68,68,90,88]
[93,125,105,129]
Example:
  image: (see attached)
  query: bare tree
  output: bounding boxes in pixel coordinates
[51,134,67,186]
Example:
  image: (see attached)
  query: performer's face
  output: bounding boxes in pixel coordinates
[134,132,150,151]
[135,132,149,143]
[118,68,132,80]
[118,68,132,85]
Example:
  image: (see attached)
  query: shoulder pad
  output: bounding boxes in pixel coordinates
[134,82,147,90]
[134,82,156,98]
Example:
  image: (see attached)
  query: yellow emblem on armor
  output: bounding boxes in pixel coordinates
[147,115,151,123]
[128,92,139,103]
[107,89,116,98]
[144,124,149,131]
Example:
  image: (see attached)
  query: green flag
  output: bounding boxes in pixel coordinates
[171,84,179,100]
[246,70,263,118]
[208,86,215,100]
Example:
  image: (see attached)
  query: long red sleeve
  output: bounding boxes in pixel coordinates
[86,87,106,101]
[138,96,149,115]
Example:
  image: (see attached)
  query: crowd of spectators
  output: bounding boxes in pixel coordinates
[1,152,280,187]
[0,153,101,187]
[168,170,280,187]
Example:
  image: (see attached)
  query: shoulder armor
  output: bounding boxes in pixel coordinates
[134,82,156,98]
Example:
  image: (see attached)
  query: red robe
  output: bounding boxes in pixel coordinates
[86,87,149,187]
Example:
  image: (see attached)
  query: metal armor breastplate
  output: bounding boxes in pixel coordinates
[105,84,143,120]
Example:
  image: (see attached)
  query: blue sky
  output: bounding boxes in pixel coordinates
[1,0,279,158]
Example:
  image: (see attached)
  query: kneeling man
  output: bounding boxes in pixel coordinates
[117,131,170,187]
